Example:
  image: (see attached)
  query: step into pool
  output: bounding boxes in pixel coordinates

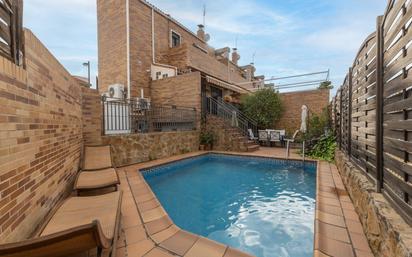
[142,154,317,257]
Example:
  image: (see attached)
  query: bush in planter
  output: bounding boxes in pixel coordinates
[200,131,215,150]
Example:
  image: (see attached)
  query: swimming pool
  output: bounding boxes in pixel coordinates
[143,154,316,257]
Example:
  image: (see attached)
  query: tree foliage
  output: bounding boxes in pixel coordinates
[304,107,331,140]
[318,81,334,89]
[240,88,283,128]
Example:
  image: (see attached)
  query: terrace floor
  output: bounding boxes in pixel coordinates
[110,147,373,257]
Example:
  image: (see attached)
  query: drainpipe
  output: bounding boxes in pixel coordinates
[151,8,155,64]
[151,8,178,74]
[126,0,131,99]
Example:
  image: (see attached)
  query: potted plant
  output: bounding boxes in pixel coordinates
[200,131,215,151]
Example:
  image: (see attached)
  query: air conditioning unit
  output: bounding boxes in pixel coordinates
[107,84,125,99]
[136,97,151,110]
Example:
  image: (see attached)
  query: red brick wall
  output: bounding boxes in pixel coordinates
[277,89,330,134]
[97,0,250,99]
[150,72,201,110]
[97,0,127,95]
[0,30,83,242]
[128,0,207,99]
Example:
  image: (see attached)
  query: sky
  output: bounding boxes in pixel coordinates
[23,0,388,96]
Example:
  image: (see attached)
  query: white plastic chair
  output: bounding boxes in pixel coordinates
[248,129,258,142]
[269,131,281,146]
[258,130,269,146]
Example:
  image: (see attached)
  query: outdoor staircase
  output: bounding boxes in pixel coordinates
[202,97,260,152]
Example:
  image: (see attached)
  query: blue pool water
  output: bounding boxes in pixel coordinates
[143,154,316,257]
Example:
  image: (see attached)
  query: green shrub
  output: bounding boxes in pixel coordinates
[304,107,331,141]
[200,131,215,145]
[240,88,283,128]
[318,81,334,89]
[306,134,336,162]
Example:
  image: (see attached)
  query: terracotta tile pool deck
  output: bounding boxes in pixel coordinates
[114,148,374,257]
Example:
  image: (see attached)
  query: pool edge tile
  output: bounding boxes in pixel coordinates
[120,151,373,257]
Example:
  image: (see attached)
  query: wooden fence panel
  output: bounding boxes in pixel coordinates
[350,33,378,181]
[0,0,23,64]
[340,76,350,153]
[381,0,412,225]
[332,0,412,225]
[335,90,342,148]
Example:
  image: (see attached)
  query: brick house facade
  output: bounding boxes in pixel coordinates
[97,0,264,109]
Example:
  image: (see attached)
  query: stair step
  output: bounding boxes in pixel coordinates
[247,145,260,152]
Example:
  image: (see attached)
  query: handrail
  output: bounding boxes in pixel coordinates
[217,99,259,125]
[202,96,258,139]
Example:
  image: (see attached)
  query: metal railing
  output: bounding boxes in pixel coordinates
[217,99,260,127]
[102,98,197,135]
[202,96,258,138]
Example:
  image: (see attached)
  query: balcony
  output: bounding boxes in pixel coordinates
[163,43,249,85]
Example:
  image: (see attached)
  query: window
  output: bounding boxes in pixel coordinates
[156,71,161,80]
[171,31,181,48]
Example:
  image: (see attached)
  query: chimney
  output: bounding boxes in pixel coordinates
[232,48,240,65]
[215,47,230,59]
[197,24,205,41]
[250,63,256,78]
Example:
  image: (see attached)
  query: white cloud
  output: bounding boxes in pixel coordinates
[150,0,298,36]
[304,26,372,53]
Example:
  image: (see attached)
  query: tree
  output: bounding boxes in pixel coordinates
[318,81,333,89]
[240,88,283,128]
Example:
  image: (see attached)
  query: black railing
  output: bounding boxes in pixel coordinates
[102,98,197,135]
[202,96,258,138]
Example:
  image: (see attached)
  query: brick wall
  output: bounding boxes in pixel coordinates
[162,44,248,85]
[98,0,250,99]
[81,87,102,145]
[188,45,247,84]
[127,1,208,99]
[277,89,330,134]
[150,72,201,110]
[0,30,82,242]
[97,0,127,95]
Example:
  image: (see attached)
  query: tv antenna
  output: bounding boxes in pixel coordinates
[252,51,256,64]
[203,4,206,27]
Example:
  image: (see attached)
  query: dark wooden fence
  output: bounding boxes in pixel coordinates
[0,0,23,65]
[332,0,412,225]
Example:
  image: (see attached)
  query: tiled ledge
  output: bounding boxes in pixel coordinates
[116,163,253,257]
[314,162,373,257]
[114,149,374,257]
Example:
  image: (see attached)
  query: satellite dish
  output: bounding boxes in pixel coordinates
[205,33,210,42]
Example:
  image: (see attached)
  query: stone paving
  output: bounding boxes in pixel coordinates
[112,148,374,257]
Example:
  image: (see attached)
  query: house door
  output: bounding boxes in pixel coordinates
[211,86,223,100]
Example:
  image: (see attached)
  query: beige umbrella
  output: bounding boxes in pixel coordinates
[300,105,308,133]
